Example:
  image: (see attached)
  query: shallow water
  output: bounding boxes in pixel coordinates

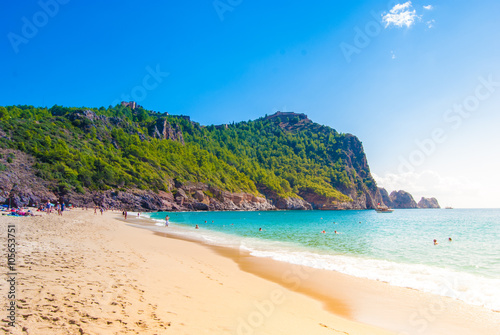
[147,209,500,311]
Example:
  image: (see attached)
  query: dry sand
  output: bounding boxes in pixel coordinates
[0,210,498,335]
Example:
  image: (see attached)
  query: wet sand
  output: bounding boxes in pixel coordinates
[1,210,498,334]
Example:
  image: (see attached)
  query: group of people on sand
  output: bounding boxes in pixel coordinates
[1,207,41,217]
[37,200,68,215]
[93,206,106,215]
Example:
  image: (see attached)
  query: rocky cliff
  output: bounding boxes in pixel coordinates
[148,118,185,144]
[378,187,392,207]
[264,114,384,210]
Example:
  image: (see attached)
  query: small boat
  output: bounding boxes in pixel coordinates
[445,206,453,209]
[375,205,394,213]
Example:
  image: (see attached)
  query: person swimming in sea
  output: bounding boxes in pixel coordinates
[434,239,439,245]
[165,215,170,227]
[259,228,262,231]
[195,224,199,229]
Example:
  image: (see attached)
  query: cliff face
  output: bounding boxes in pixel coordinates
[378,187,392,207]
[0,149,58,207]
[148,118,184,144]
[418,197,440,209]
[335,134,384,209]
[266,114,384,210]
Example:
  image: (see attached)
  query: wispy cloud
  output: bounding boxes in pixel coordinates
[391,50,396,59]
[426,19,435,28]
[382,1,421,28]
[423,5,434,10]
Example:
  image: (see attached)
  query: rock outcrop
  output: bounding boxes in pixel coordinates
[0,149,58,207]
[389,190,418,209]
[66,184,276,212]
[148,118,185,144]
[418,197,440,209]
[275,197,312,210]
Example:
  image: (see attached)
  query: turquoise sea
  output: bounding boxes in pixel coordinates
[146,209,500,311]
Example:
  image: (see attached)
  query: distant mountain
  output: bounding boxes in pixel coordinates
[0,105,385,211]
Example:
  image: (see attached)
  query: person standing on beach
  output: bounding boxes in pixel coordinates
[165,215,170,227]
[124,211,128,219]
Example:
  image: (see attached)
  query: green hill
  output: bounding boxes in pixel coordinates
[0,104,383,210]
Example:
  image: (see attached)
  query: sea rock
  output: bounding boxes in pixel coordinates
[389,190,418,209]
[418,197,440,209]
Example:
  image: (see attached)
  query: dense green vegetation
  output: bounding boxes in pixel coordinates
[0,105,376,202]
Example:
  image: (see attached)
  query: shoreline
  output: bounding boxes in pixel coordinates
[128,214,500,335]
[2,210,498,334]
[143,209,500,313]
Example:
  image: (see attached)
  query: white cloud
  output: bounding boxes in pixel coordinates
[382,1,421,28]
[426,19,435,28]
[423,5,434,10]
[391,50,396,59]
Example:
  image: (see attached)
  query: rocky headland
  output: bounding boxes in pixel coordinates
[0,106,438,212]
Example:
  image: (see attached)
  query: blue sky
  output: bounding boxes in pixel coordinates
[2,0,500,207]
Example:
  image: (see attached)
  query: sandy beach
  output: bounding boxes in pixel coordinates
[1,210,499,335]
